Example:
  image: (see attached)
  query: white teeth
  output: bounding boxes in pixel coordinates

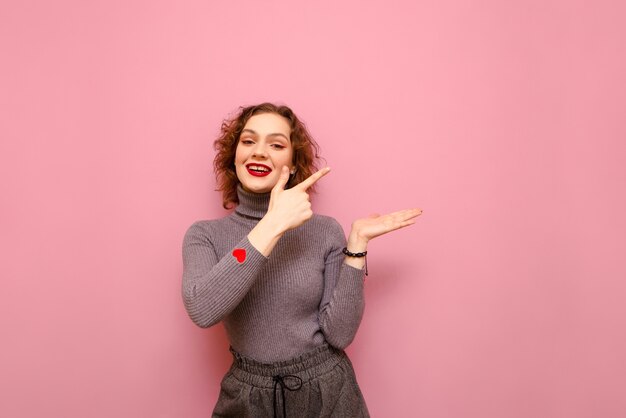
[248,165,270,172]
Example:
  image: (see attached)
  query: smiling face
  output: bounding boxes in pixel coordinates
[234,112,294,193]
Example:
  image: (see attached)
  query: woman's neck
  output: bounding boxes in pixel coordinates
[234,184,270,220]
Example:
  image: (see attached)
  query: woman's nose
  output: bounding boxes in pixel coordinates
[252,142,268,158]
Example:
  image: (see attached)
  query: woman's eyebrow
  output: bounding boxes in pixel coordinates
[242,129,289,141]
[267,133,289,141]
[241,129,258,136]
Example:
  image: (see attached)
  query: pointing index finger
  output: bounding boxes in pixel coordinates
[297,167,331,190]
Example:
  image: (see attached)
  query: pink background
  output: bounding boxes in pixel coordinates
[2,1,625,417]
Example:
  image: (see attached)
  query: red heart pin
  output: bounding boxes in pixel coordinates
[232,248,246,263]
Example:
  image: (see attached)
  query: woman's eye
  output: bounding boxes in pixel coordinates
[271,144,285,149]
[241,139,254,145]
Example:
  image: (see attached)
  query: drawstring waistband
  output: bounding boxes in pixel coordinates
[272,374,302,418]
[214,345,369,417]
[227,345,345,417]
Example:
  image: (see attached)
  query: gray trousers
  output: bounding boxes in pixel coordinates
[212,344,370,418]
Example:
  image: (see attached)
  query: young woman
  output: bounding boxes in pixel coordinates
[182,103,422,417]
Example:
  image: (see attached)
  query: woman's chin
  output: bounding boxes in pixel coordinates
[240,181,273,194]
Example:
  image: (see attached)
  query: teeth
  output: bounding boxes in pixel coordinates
[249,165,270,172]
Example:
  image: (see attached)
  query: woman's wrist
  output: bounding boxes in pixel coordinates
[347,230,369,253]
[344,231,369,275]
[260,211,289,236]
[247,215,286,257]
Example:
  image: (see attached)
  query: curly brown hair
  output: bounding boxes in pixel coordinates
[213,103,321,209]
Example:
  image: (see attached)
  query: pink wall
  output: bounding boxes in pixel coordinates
[2,0,625,417]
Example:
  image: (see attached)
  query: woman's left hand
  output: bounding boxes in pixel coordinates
[349,208,422,245]
[343,208,422,272]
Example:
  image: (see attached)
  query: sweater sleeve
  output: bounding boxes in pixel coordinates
[318,218,365,349]
[181,221,268,328]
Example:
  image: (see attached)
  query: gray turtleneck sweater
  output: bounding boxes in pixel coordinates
[182,187,365,362]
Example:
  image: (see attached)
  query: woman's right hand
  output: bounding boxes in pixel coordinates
[266,166,331,233]
[248,166,330,256]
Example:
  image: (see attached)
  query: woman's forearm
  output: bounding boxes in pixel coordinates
[247,215,286,257]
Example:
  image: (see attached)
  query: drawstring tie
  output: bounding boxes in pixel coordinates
[272,374,303,418]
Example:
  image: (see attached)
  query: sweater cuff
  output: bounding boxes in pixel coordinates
[228,236,269,270]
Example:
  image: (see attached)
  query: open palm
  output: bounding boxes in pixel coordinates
[352,208,422,242]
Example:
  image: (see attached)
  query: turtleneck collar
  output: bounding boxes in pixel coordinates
[234,184,270,220]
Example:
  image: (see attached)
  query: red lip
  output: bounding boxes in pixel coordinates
[245,163,272,177]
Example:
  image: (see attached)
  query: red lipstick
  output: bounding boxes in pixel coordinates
[245,163,272,177]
